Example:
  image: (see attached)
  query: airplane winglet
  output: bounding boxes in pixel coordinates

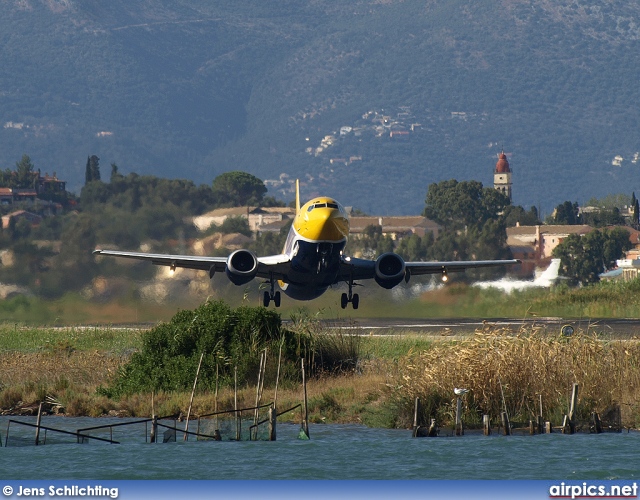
[295,179,300,215]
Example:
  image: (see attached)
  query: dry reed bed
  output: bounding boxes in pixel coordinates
[395,326,640,428]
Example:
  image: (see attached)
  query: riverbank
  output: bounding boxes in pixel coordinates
[1,320,639,430]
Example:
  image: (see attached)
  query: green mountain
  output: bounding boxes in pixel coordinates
[2,0,640,214]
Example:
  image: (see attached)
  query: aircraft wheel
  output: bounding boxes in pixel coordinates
[263,291,271,307]
[340,293,348,309]
[274,291,281,308]
[352,293,359,310]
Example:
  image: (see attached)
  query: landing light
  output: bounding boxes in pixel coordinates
[170,261,177,274]
[441,269,448,282]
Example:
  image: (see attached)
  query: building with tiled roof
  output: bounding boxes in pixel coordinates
[349,216,441,240]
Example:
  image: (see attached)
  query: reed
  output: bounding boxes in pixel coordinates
[391,324,640,428]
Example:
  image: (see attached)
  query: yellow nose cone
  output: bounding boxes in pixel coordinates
[297,208,349,241]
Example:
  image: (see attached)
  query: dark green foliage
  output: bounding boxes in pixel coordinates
[503,205,541,227]
[212,171,268,207]
[550,201,581,225]
[103,301,308,397]
[553,228,632,285]
[84,155,100,185]
[419,179,512,274]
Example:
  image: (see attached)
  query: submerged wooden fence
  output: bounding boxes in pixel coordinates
[412,383,624,438]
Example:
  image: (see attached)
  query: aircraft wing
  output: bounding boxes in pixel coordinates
[93,249,292,280]
[338,256,520,280]
[404,259,521,276]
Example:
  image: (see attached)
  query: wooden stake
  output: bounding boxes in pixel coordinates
[501,411,511,436]
[235,366,240,441]
[35,402,43,445]
[483,415,491,436]
[412,398,420,438]
[274,336,283,410]
[545,421,552,433]
[214,362,219,432]
[184,352,204,441]
[455,397,463,436]
[150,415,157,443]
[592,412,603,433]
[268,404,276,441]
[428,418,438,437]
[568,383,579,434]
[301,358,309,439]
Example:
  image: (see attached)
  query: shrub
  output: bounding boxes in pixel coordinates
[103,300,309,397]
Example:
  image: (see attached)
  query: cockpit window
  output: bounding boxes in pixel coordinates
[307,201,339,211]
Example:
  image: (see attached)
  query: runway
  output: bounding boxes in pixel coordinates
[320,317,640,338]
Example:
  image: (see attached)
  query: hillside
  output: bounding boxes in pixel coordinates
[2,1,640,214]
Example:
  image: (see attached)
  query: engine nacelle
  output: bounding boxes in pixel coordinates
[225,249,259,286]
[374,252,406,289]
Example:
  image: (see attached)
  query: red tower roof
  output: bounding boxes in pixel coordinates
[495,151,510,173]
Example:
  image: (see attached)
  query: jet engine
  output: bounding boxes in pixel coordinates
[225,249,259,285]
[374,253,406,289]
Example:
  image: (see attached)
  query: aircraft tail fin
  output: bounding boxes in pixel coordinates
[295,179,300,215]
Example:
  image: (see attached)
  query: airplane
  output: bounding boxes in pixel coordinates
[93,181,520,309]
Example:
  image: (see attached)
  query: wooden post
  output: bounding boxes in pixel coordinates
[545,421,552,433]
[235,366,240,441]
[501,411,511,435]
[537,415,544,435]
[428,418,438,437]
[214,363,219,433]
[274,337,283,410]
[150,415,157,443]
[562,414,571,434]
[34,402,43,445]
[301,358,309,439]
[268,404,276,441]
[592,412,603,433]
[455,397,463,436]
[184,352,204,441]
[568,383,579,434]
[483,415,491,436]
[253,350,266,440]
[412,398,420,438]
[529,420,535,435]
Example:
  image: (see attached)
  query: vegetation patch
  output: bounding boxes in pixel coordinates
[392,326,640,429]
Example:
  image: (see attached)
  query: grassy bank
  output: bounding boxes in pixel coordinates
[1,319,638,429]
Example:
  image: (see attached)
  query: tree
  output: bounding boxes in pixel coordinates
[424,180,510,231]
[502,205,541,227]
[85,155,100,184]
[553,228,631,285]
[212,171,267,207]
[15,154,36,188]
[550,201,580,225]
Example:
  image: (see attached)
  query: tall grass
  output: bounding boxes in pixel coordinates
[392,325,640,428]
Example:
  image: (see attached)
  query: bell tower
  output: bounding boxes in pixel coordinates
[494,149,512,201]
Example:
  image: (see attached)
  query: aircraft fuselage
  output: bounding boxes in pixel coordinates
[278,197,349,300]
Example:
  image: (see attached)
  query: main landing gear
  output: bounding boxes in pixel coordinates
[341,278,359,310]
[263,274,281,307]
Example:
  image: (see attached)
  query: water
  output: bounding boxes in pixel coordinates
[1,416,638,480]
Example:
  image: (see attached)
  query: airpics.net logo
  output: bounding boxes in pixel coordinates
[550,482,638,499]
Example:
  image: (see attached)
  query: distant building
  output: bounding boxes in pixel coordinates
[1,210,42,229]
[192,206,295,232]
[349,216,441,240]
[507,224,593,275]
[494,150,512,202]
